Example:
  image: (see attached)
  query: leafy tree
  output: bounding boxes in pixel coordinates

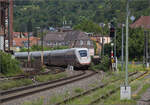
[73,19,102,34]
[0,52,22,76]
[13,0,150,32]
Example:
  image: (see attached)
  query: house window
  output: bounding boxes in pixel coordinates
[47,41,50,45]
[87,40,91,45]
[80,40,83,45]
[55,42,58,46]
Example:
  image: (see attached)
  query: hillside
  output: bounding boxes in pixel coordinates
[13,0,150,31]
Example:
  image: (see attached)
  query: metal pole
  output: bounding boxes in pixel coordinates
[114,31,116,59]
[41,29,43,66]
[114,29,117,71]
[4,18,6,51]
[125,0,129,86]
[102,24,105,57]
[102,25,105,56]
[8,0,10,51]
[144,31,146,66]
[28,32,30,67]
[147,31,150,66]
[121,24,124,71]
[102,36,104,56]
[146,31,149,68]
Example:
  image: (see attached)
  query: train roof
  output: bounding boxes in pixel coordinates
[14,48,88,57]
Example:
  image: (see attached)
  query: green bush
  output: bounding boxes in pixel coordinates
[90,55,110,72]
[74,88,84,93]
[0,51,22,76]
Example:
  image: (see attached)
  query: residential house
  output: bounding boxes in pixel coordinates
[64,31,94,56]
[130,16,150,63]
[130,16,150,30]
[88,33,111,55]
[43,32,66,47]
[13,37,40,51]
[43,31,95,56]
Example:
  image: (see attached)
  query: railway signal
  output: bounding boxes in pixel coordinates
[27,19,32,67]
[110,27,115,38]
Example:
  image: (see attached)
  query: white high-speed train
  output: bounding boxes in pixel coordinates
[14,48,91,68]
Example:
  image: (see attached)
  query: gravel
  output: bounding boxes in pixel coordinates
[1,70,103,105]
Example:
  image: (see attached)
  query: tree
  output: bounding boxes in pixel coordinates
[73,19,102,34]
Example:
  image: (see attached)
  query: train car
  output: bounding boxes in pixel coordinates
[14,48,91,68]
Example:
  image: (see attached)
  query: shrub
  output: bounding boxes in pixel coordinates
[90,55,111,72]
[0,51,22,76]
[0,79,33,90]
[74,88,84,93]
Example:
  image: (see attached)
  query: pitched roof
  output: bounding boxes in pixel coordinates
[64,31,90,41]
[130,16,150,29]
[13,38,27,47]
[44,32,66,41]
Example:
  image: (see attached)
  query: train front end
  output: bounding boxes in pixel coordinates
[75,48,91,67]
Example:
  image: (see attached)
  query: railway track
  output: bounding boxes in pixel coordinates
[54,71,138,105]
[0,70,97,103]
[88,71,149,105]
[0,67,65,81]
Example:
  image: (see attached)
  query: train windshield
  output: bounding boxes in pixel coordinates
[79,50,87,57]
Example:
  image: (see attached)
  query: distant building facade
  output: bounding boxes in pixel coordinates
[43,31,94,56]
[88,33,111,55]
[13,37,40,51]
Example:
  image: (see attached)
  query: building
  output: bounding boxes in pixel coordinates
[64,31,94,56]
[130,16,150,30]
[43,32,66,47]
[88,34,111,55]
[13,37,40,51]
[130,16,150,66]
[13,32,30,38]
[0,0,13,51]
[43,31,95,56]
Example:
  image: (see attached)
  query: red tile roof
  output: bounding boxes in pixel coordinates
[13,37,40,47]
[130,16,150,29]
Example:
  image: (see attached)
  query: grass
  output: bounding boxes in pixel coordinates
[98,72,150,105]
[0,72,67,90]
[35,72,67,82]
[0,79,33,90]
[67,83,117,105]
[66,71,125,105]
[66,68,148,105]
[48,90,72,104]
[15,63,150,105]
[0,73,4,77]
[74,88,84,93]
[23,97,44,105]
[49,95,65,104]
[101,71,125,84]
[118,63,148,72]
